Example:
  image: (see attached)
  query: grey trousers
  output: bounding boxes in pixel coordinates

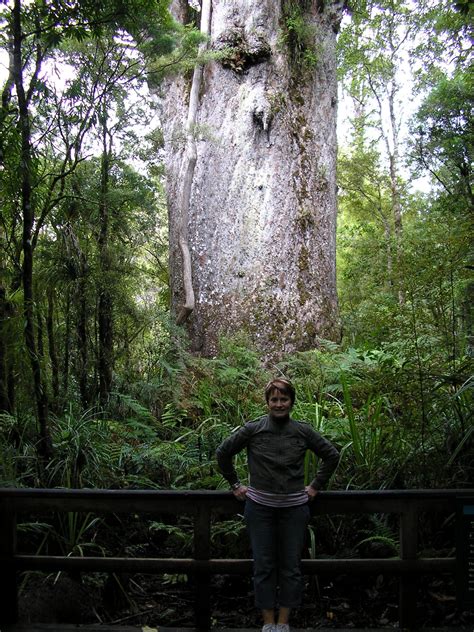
[244,498,310,609]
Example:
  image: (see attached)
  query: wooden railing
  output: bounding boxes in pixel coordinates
[0,488,470,630]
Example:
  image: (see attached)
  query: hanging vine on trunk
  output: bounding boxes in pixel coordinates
[176,0,212,325]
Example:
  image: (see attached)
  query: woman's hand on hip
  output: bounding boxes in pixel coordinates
[305,485,318,501]
[232,484,248,501]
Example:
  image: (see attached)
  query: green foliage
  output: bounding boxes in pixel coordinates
[354,515,398,556]
[145,24,209,86]
[279,342,472,489]
[410,69,473,202]
[150,519,194,553]
[336,1,472,358]
[10,331,468,494]
[410,0,472,90]
[0,0,180,447]
[45,408,121,488]
[1,333,472,601]
[183,336,267,424]
[1,0,473,593]
[53,511,105,558]
[339,376,406,489]
[279,2,319,71]
[0,414,38,487]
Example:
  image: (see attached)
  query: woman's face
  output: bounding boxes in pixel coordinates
[267,388,292,419]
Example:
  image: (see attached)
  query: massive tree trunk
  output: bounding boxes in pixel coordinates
[162,0,343,357]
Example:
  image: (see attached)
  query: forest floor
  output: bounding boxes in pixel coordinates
[17,572,474,630]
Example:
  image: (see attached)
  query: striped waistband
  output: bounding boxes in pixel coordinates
[246,486,308,507]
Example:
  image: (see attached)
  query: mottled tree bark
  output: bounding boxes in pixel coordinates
[163,0,343,358]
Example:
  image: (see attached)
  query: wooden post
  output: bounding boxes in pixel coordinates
[193,505,212,631]
[399,506,418,629]
[0,498,18,623]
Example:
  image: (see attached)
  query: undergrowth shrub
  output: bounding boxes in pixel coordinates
[3,333,472,615]
[0,413,38,487]
[1,333,471,492]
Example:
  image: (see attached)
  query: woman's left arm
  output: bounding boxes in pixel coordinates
[306,427,340,492]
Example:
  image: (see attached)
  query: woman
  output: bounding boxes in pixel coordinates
[216,378,339,632]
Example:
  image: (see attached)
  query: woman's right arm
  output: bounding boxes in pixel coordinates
[215,424,251,489]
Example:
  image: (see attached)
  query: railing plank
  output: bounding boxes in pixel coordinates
[0,487,469,508]
[0,487,472,629]
[399,504,419,628]
[0,499,18,623]
[193,506,212,631]
[11,554,455,574]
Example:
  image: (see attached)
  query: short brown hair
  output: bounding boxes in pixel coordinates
[265,378,296,405]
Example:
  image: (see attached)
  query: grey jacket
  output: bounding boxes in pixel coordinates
[216,415,339,493]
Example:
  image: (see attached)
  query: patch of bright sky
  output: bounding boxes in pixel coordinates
[336,11,433,195]
[0,49,8,84]
[337,75,432,195]
[0,36,160,173]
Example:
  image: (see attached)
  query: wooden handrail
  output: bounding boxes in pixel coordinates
[0,488,471,630]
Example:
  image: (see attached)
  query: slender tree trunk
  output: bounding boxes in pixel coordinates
[36,307,44,361]
[12,0,52,458]
[97,99,113,404]
[0,287,11,413]
[0,348,9,413]
[76,272,89,409]
[382,217,393,289]
[367,16,404,306]
[47,288,60,407]
[0,279,19,417]
[463,280,474,358]
[0,52,13,413]
[163,0,343,358]
[386,79,404,305]
[63,287,71,397]
[7,358,15,413]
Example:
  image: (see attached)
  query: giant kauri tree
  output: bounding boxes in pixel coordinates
[163,0,344,357]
